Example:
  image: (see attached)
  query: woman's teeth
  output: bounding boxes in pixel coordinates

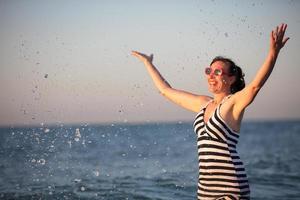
[209,80,216,85]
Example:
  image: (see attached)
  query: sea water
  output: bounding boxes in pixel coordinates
[0,121,300,200]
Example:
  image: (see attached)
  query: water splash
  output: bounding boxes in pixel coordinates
[74,128,81,142]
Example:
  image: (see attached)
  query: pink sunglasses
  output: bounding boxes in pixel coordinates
[205,67,230,76]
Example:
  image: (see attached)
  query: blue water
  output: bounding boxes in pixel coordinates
[0,121,300,200]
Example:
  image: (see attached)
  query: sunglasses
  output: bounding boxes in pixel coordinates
[205,67,230,76]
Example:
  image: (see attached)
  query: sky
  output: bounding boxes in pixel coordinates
[0,0,300,126]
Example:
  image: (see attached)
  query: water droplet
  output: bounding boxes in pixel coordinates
[44,128,50,133]
[74,128,81,142]
[67,141,72,148]
[93,170,100,177]
[48,145,55,152]
[38,159,46,165]
[74,178,81,183]
[80,186,85,191]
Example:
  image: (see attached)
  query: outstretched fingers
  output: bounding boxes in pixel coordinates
[131,51,145,59]
[278,24,286,38]
[271,23,289,50]
[282,36,290,47]
[131,50,143,57]
[131,50,153,63]
[279,23,290,47]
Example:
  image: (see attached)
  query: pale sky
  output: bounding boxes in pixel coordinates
[0,0,300,126]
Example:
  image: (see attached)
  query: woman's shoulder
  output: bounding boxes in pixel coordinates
[196,95,213,112]
[219,94,235,110]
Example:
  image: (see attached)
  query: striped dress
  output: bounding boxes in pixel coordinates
[193,97,250,200]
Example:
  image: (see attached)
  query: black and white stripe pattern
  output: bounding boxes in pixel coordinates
[193,97,250,200]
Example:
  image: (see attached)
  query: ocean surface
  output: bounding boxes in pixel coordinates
[0,120,300,200]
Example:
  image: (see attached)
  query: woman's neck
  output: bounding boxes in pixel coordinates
[212,93,231,105]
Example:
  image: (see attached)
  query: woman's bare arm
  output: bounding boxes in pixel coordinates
[233,23,289,113]
[131,51,210,112]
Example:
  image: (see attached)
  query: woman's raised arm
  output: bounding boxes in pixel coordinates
[131,51,210,113]
[233,23,289,112]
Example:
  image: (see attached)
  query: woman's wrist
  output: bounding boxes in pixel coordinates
[143,59,152,65]
[268,48,279,58]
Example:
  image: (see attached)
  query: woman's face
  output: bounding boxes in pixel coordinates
[206,61,235,94]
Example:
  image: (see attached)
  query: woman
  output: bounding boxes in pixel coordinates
[132,24,289,200]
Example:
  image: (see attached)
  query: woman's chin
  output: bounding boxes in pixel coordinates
[208,86,223,94]
[208,86,218,93]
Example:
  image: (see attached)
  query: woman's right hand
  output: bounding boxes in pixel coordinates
[131,51,153,64]
[131,51,208,113]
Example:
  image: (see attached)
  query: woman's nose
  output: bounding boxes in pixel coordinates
[208,72,215,78]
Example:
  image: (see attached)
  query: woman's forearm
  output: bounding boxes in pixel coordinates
[143,60,171,94]
[250,50,278,90]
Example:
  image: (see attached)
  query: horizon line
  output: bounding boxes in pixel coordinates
[1,118,299,129]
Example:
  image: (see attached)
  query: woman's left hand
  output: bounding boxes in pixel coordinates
[270,23,289,54]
